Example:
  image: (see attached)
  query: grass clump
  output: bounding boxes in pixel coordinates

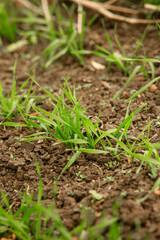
[0,61,29,123]
[1,69,159,177]
[0,62,41,126]
[2,1,92,67]
[94,23,159,76]
[42,3,89,67]
[17,76,160,177]
[22,75,101,150]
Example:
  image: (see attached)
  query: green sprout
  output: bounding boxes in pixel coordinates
[94,23,159,76]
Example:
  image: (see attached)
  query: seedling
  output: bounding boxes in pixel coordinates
[76,171,86,181]
[89,190,103,203]
[121,169,132,174]
[94,22,159,78]
[105,161,119,169]
[121,191,127,197]
[104,176,115,183]
[10,154,15,160]
[155,121,160,128]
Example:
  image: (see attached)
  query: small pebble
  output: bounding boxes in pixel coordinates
[150,84,157,92]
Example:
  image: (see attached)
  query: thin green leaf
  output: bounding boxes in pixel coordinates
[127,76,160,102]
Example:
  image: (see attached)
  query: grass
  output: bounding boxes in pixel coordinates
[2,67,158,184]
[0,161,119,240]
[0,61,43,126]
[1,158,156,239]
[11,75,158,178]
[2,166,156,239]
[1,0,159,71]
[0,0,93,67]
[156,22,160,37]
[93,22,160,101]
[0,1,160,239]
[0,183,118,240]
[94,23,159,77]
[113,67,160,100]
[41,2,92,67]
[0,71,159,177]
[0,61,30,123]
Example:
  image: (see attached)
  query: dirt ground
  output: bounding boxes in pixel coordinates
[0,10,160,240]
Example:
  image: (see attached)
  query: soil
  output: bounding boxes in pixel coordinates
[0,7,160,240]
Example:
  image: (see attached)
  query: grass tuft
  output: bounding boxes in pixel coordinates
[17,76,160,177]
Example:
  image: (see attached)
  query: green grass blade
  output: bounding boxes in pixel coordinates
[61,139,89,144]
[20,136,51,142]
[113,65,141,99]
[74,148,112,154]
[114,104,146,135]
[90,217,118,231]
[0,190,13,215]
[45,47,68,68]
[136,177,160,204]
[127,76,160,102]
[59,151,81,178]
[0,122,27,127]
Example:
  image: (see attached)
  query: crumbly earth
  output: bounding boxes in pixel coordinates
[0,10,160,240]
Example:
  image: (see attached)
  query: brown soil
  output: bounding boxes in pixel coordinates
[0,13,160,240]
